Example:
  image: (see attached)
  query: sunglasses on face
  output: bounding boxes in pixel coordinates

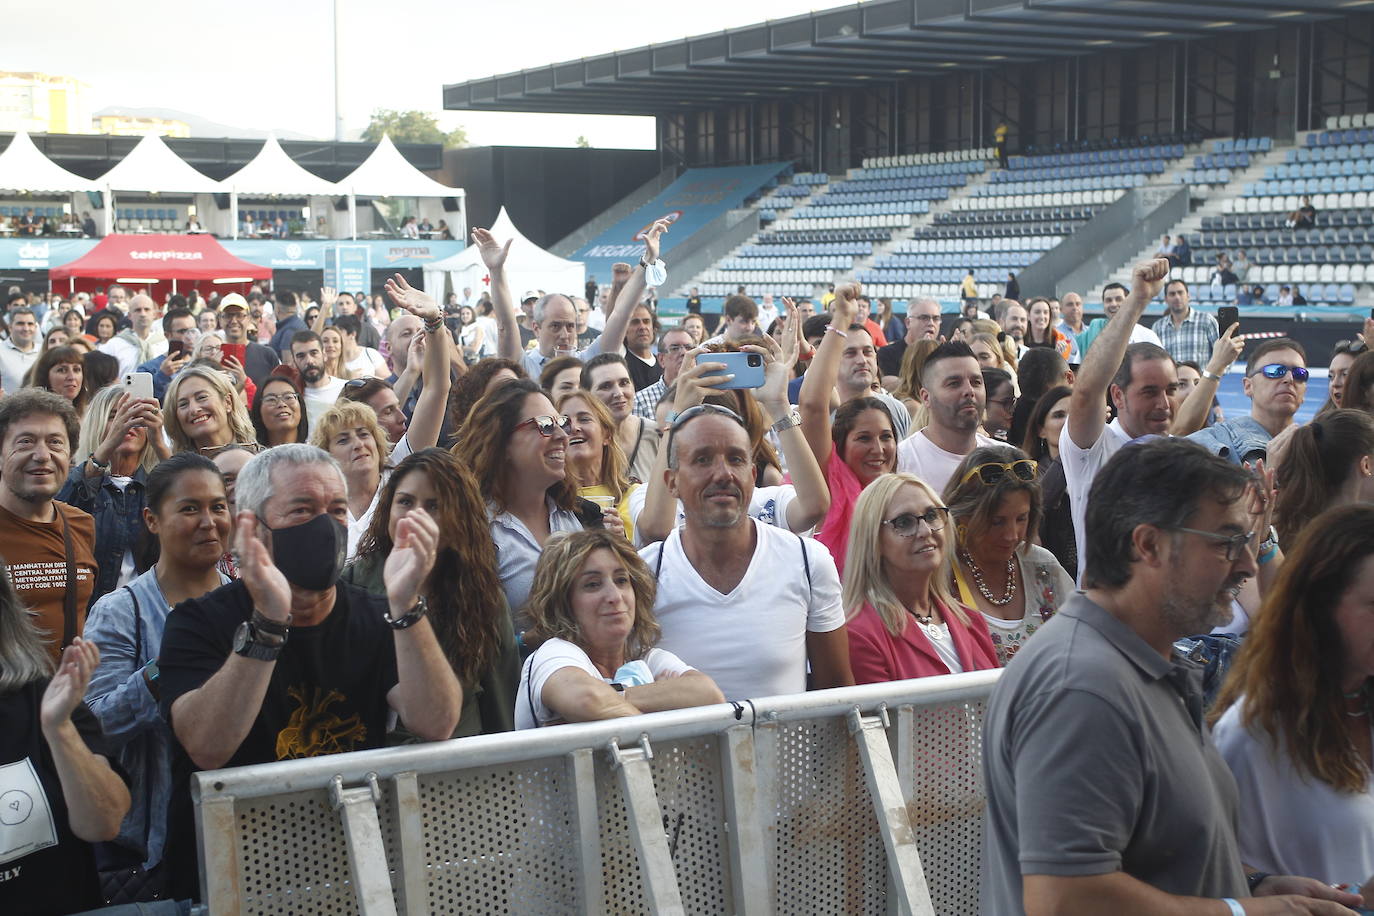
[1255,364,1310,382]
[516,414,573,437]
[961,459,1038,486]
[1171,527,1256,562]
[882,506,950,536]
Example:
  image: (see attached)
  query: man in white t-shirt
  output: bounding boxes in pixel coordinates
[290,330,346,431]
[333,313,388,378]
[1061,259,1179,585]
[896,340,999,495]
[639,406,853,700]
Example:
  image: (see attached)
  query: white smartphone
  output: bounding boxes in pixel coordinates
[122,372,154,401]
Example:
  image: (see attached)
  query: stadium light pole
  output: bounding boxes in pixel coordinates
[333,0,343,142]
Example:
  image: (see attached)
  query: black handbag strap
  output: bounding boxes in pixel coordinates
[124,585,144,668]
[57,507,78,649]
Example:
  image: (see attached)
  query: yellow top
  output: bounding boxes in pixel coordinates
[577,482,638,542]
[961,275,978,297]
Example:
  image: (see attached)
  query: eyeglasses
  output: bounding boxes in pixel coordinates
[516,414,573,437]
[1334,339,1368,356]
[662,343,693,355]
[1254,364,1310,382]
[669,403,745,430]
[987,396,1018,412]
[961,459,1038,486]
[911,314,942,323]
[882,506,950,536]
[198,442,262,459]
[1170,527,1256,562]
[260,392,299,407]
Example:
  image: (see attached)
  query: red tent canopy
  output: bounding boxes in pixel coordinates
[49,234,272,282]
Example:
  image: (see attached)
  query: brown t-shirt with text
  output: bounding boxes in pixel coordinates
[0,501,97,662]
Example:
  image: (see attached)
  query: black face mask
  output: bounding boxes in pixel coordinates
[265,512,347,591]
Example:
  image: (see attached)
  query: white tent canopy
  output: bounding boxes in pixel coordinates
[423,207,583,305]
[340,135,463,198]
[218,135,338,197]
[97,133,220,193]
[217,135,339,239]
[0,131,98,192]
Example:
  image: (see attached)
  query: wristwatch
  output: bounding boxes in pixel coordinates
[770,410,803,433]
[233,620,286,661]
[383,596,428,629]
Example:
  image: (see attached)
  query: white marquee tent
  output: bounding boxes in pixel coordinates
[217,135,340,239]
[0,131,98,192]
[423,207,583,304]
[337,135,465,240]
[96,133,221,235]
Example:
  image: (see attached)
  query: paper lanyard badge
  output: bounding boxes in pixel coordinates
[0,758,58,866]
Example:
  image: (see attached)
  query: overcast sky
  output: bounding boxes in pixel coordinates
[7,0,832,148]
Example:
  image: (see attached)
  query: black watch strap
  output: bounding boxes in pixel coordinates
[384,596,428,629]
[1246,872,1271,893]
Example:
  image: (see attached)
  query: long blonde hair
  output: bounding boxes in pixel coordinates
[556,389,629,501]
[164,365,255,453]
[0,560,54,692]
[842,473,966,636]
[75,384,161,473]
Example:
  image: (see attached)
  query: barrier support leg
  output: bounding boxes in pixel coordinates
[848,706,935,916]
[607,735,686,916]
[566,747,607,915]
[330,772,398,916]
[720,724,770,916]
[198,794,242,914]
[391,772,427,916]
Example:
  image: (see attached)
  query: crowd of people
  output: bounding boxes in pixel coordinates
[2,212,1374,914]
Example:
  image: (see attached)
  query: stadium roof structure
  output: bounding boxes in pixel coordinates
[443,0,1355,116]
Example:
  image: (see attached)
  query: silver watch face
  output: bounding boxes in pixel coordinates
[233,621,251,653]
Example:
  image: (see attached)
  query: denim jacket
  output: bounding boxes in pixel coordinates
[1185,415,1273,466]
[58,462,148,609]
[83,567,226,868]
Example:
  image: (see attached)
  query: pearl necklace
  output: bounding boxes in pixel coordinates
[960,549,1018,606]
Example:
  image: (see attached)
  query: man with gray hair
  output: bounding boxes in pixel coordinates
[477,219,669,379]
[156,443,460,901]
[980,437,1357,915]
[99,293,164,374]
[877,297,941,387]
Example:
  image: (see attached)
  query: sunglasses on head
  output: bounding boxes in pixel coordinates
[960,459,1038,486]
[516,414,572,437]
[1255,364,1310,382]
[1334,339,1368,356]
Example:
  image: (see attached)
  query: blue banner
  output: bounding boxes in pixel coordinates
[0,238,464,271]
[571,163,791,282]
[325,245,371,292]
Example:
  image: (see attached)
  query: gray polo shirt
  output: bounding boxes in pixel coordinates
[979,593,1247,914]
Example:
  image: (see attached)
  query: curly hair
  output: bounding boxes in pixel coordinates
[556,389,630,501]
[447,357,526,430]
[309,399,392,475]
[164,365,255,453]
[1211,504,1374,793]
[524,529,661,660]
[450,378,575,511]
[356,449,505,681]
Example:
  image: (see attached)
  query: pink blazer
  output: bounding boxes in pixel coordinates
[846,599,1001,683]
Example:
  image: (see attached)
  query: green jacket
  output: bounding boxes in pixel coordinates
[341,552,520,741]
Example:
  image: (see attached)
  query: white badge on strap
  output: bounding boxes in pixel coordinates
[0,758,58,866]
[644,259,667,288]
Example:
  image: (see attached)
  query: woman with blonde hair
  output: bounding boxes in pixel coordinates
[843,472,999,682]
[310,399,395,560]
[556,389,638,539]
[515,529,724,728]
[164,365,255,455]
[1211,505,1374,888]
[892,337,941,427]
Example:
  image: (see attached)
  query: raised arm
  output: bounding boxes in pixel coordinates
[472,228,521,362]
[749,301,829,533]
[382,509,462,740]
[800,282,861,467]
[41,639,131,842]
[1172,324,1244,435]
[634,348,730,544]
[1066,260,1169,450]
[597,219,670,358]
[312,287,335,334]
[168,512,295,770]
[384,273,451,450]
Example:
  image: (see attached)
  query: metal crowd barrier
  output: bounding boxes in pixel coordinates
[192,670,999,915]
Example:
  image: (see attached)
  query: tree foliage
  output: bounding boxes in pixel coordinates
[362,109,468,149]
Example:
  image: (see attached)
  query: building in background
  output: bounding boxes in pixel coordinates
[91,111,190,137]
[0,71,92,135]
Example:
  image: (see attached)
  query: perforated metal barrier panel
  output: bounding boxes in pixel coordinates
[194,672,998,916]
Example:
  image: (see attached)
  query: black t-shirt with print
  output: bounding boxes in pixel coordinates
[158,580,398,900]
[0,682,123,916]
